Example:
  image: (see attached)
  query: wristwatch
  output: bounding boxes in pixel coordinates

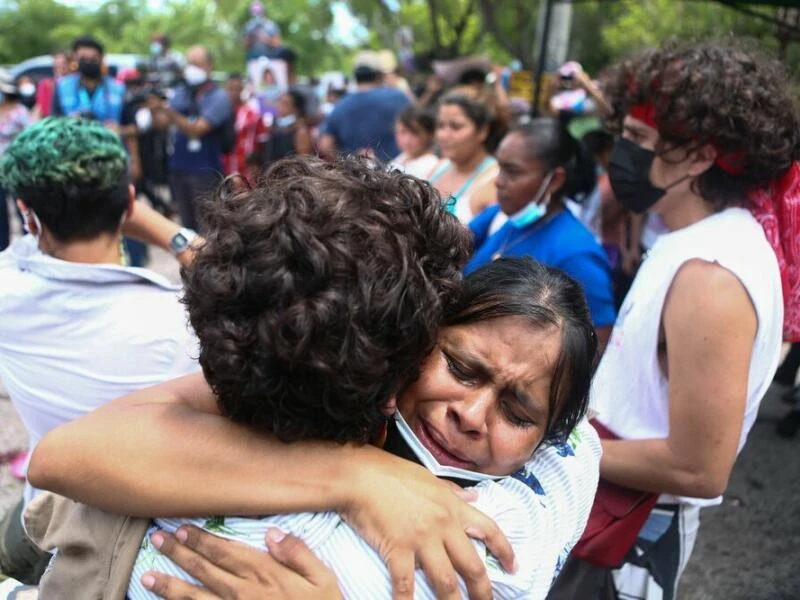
[170,228,198,255]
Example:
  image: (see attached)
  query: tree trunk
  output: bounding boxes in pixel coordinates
[426,0,444,52]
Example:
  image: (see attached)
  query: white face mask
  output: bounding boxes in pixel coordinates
[135,107,153,131]
[392,413,503,483]
[276,114,296,128]
[19,82,36,97]
[183,65,208,87]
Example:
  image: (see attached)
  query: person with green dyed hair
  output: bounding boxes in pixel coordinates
[0,116,202,584]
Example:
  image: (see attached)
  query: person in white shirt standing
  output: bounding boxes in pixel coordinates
[547,42,800,600]
[390,106,439,179]
[0,117,201,584]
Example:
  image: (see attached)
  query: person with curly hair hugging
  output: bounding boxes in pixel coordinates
[25,157,601,600]
[546,41,800,600]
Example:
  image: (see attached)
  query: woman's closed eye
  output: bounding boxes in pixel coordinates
[500,400,537,429]
[444,352,479,385]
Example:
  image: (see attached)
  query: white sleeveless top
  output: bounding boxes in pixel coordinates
[590,208,783,507]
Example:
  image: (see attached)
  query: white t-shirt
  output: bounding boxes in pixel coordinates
[590,208,783,506]
[389,152,439,180]
[0,236,200,506]
[128,416,601,600]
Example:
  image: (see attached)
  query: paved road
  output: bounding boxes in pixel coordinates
[0,247,798,597]
[678,386,800,600]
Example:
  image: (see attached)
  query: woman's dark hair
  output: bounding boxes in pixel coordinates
[511,118,597,202]
[604,40,800,210]
[397,106,436,137]
[286,89,307,118]
[582,130,614,160]
[440,91,507,153]
[184,156,472,444]
[444,257,597,442]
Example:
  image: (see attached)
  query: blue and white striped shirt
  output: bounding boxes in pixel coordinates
[129,417,600,599]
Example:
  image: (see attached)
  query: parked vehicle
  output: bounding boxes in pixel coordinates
[10,54,147,83]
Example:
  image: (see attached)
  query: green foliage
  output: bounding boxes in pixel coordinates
[0,0,794,79]
[0,0,78,64]
[347,0,507,64]
[0,0,338,75]
[477,0,540,69]
[602,0,738,57]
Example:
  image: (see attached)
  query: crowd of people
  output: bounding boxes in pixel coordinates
[0,14,799,600]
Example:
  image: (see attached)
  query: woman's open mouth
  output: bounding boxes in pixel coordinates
[416,419,476,470]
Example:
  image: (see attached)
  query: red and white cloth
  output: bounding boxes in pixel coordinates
[749,162,800,342]
[223,100,266,180]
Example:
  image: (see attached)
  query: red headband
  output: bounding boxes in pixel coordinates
[627,102,745,175]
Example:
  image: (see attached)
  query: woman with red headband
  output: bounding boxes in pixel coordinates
[547,42,800,600]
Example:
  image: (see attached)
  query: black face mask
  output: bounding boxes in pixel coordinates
[78,58,101,80]
[19,94,36,110]
[607,138,667,214]
[608,138,693,214]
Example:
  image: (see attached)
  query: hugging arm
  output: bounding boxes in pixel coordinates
[29,373,513,600]
[141,420,602,600]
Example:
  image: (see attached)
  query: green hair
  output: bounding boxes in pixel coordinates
[0,117,128,192]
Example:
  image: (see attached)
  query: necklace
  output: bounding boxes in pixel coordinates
[490,210,561,261]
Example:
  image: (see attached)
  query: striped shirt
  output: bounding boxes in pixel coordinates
[128,417,600,599]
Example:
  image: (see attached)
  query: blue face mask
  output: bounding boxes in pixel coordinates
[509,171,554,229]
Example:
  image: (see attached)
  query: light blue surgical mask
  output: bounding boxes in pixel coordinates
[509,171,554,229]
[276,114,296,128]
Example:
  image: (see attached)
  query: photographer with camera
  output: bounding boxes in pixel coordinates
[118,68,173,219]
[146,46,232,232]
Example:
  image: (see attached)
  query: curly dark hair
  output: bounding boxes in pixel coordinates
[183,156,472,444]
[604,41,800,209]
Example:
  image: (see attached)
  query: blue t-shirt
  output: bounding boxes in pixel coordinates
[466,206,617,327]
[323,87,410,161]
[169,84,232,174]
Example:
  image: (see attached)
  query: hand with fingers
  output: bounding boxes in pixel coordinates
[141,526,342,600]
[339,448,517,600]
